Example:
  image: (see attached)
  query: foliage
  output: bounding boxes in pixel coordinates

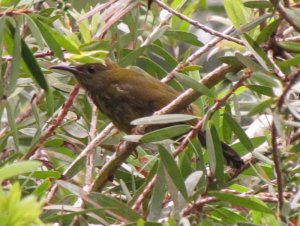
[0,0,300,225]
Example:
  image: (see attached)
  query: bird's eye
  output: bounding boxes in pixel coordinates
[87,65,96,74]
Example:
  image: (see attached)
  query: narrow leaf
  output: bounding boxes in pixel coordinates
[175,73,214,97]
[158,145,188,199]
[0,161,41,181]
[131,114,197,125]
[224,113,254,151]
[141,125,191,142]
[210,191,273,213]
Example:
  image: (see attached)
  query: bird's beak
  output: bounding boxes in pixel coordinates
[50,65,79,74]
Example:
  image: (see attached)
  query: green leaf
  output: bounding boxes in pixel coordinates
[131,114,197,125]
[224,113,254,151]
[224,0,249,28]
[206,124,224,186]
[79,40,112,52]
[0,161,41,181]
[235,53,267,73]
[5,101,19,152]
[158,145,188,199]
[256,20,280,44]
[148,162,166,221]
[251,72,280,87]
[281,8,300,28]
[34,19,63,59]
[68,50,107,64]
[9,17,22,93]
[32,16,79,54]
[26,171,61,179]
[244,1,272,8]
[222,104,233,143]
[181,65,202,72]
[88,192,142,222]
[279,54,300,70]
[119,46,147,67]
[175,73,214,97]
[32,178,51,198]
[247,85,274,97]
[165,30,203,46]
[150,44,178,67]
[242,34,271,72]
[248,98,275,116]
[210,191,273,214]
[219,56,244,67]
[141,125,192,142]
[7,22,49,91]
[278,41,300,53]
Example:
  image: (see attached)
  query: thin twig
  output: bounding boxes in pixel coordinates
[22,83,81,160]
[155,0,243,46]
[161,26,236,83]
[267,49,286,80]
[272,67,300,213]
[2,50,53,62]
[275,2,300,33]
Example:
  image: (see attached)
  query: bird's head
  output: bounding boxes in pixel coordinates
[50,60,117,89]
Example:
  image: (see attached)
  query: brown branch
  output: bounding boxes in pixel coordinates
[271,67,300,215]
[2,50,53,62]
[274,2,300,33]
[22,83,81,160]
[161,27,236,83]
[0,9,35,16]
[154,0,243,46]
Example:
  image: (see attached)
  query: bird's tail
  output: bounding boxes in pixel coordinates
[198,132,244,169]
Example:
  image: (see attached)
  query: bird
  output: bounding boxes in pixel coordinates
[51,60,244,169]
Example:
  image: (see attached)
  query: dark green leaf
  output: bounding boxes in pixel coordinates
[206,124,224,186]
[222,104,233,143]
[5,101,19,152]
[175,73,214,97]
[219,56,244,67]
[244,1,272,8]
[256,20,280,44]
[32,16,79,54]
[150,44,178,67]
[248,98,275,116]
[278,41,300,53]
[242,34,271,72]
[34,19,63,59]
[88,192,142,222]
[119,46,146,67]
[158,145,188,199]
[210,191,273,213]
[247,85,274,96]
[165,30,203,46]
[224,113,254,151]
[9,17,21,93]
[279,54,300,70]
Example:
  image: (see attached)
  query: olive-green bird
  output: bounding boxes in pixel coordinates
[51,60,244,169]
